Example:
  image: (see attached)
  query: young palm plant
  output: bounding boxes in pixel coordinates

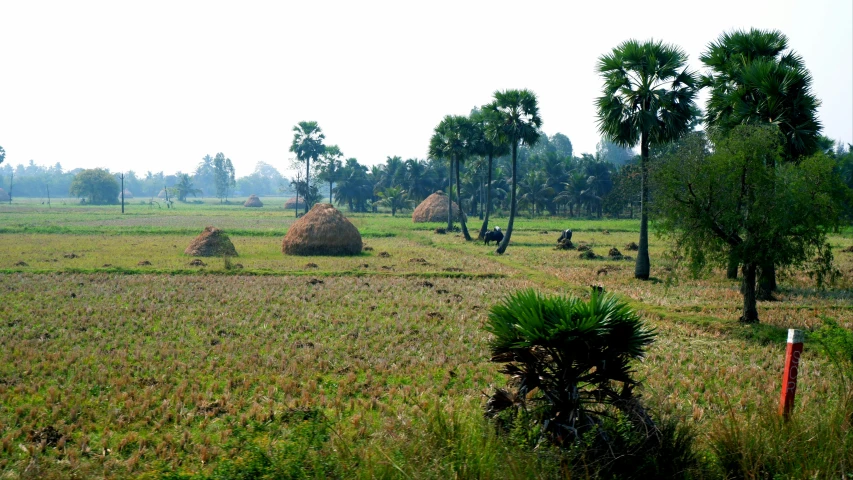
[485,289,656,446]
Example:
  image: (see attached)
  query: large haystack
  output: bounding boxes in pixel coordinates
[282,203,362,256]
[244,194,263,207]
[0,188,9,202]
[284,197,305,210]
[185,226,239,257]
[412,191,465,223]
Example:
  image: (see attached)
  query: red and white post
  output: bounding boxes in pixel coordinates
[779,329,804,419]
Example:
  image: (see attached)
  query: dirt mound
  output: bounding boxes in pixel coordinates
[30,426,62,446]
[579,250,601,260]
[188,259,206,266]
[243,194,263,207]
[608,247,622,257]
[137,260,152,266]
[284,197,306,210]
[577,243,591,252]
[602,230,610,235]
[434,228,447,234]
[281,203,362,256]
[556,239,575,250]
[378,252,390,258]
[625,242,639,251]
[14,261,28,267]
[841,245,853,253]
[63,253,80,259]
[304,263,319,268]
[363,246,374,251]
[0,188,9,202]
[412,191,465,223]
[185,226,239,257]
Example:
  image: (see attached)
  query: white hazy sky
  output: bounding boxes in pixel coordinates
[1,0,851,178]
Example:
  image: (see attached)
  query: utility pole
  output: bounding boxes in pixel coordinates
[120,173,125,213]
[8,172,12,204]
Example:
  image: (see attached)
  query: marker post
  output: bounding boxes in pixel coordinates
[779,329,804,419]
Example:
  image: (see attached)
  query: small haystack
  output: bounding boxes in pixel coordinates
[121,189,134,199]
[185,226,239,257]
[0,188,9,202]
[412,191,465,223]
[284,197,306,210]
[244,194,263,207]
[282,203,362,256]
[157,189,168,199]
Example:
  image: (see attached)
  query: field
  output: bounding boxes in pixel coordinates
[1,198,852,478]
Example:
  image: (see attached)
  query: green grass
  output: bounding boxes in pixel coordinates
[1,200,852,478]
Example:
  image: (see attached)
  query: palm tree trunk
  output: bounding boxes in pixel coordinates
[741,262,759,323]
[329,180,333,204]
[447,158,453,231]
[497,143,518,254]
[305,159,310,215]
[635,133,651,280]
[478,154,494,240]
[456,156,471,241]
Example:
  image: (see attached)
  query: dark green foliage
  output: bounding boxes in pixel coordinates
[173,173,202,202]
[701,28,822,161]
[212,153,236,203]
[290,121,326,214]
[69,168,120,204]
[485,289,655,444]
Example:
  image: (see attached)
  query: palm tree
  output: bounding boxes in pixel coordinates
[701,28,822,291]
[484,90,542,254]
[430,115,475,239]
[289,121,326,214]
[596,39,698,279]
[172,173,202,202]
[318,145,343,204]
[518,170,553,216]
[377,186,412,216]
[403,158,433,202]
[471,108,511,239]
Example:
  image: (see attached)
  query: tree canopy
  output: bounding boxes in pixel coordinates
[69,168,120,204]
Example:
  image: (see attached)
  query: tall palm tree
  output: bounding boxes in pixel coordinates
[289,121,326,214]
[471,107,511,239]
[596,39,698,279]
[318,145,343,204]
[484,90,542,254]
[701,28,821,291]
[429,115,475,239]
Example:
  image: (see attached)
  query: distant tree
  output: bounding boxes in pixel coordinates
[290,121,326,214]
[213,153,236,203]
[290,177,323,210]
[335,158,373,212]
[484,89,542,254]
[430,115,476,238]
[403,158,435,202]
[596,39,699,279]
[596,138,634,165]
[193,154,216,196]
[471,107,511,239]
[549,133,573,159]
[317,145,343,204]
[69,168,120,204]
[653,126,846,323]
[377,186,412,216]
[0,146,5,166]
[518,170,553,216]
[173,174,202,202]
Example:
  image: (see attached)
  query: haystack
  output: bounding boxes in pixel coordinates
[0,188,9,202]
[244,194,263,207]
[120,189,133,199]
[412,191,465,223]
[185,226,238,257]
[157,189,168,199]
[284,197,306,210]
[282,203,362,256]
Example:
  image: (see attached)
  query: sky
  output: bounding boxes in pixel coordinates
[1,0,851,178]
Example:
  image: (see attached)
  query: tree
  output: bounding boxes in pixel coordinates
[653,126,846,323]
[173,174,202,202]
[377,186,412,216]
[69,168,120,204]
[596,39,699,279]
[0,146,5,166]
[518,170,553,216]
[212,153,236,203]
[701,28,822,291]
[430,115,476,239]
[471,108,511,239]
[550,133,573,159]
[403,158,435,203]
[317,145,343,204]
[484,89,542,254]
[485,289,656,445]
[290,121,326,214]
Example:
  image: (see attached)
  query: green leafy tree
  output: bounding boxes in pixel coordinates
[317,145,343,204]
[596,39,699,279]
[653,126,846,323]
[173,173,202,202]
[69,168,120,204]
[290,121,326,214]
[377,186,412,216]
[485,289,656,445]
[212,153,236,203]
[484,89,542,254]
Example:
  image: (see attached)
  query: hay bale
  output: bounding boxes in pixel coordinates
[284,197,306,210]
[0,188,9,202]
[281,203,362,256]
[412,191,466,223]
[185,226,239,257]
[243,194,263,208]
